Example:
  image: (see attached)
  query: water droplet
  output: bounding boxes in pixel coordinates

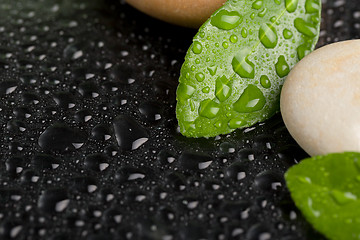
[179,151,213,171]
[190,99,196,111]
[330,190,357,205]
[177,83,195,100]
[85,154,109,172]
[241,28,248,38]
[0,220,24,239]
[285,0,299,13]
[38,123,87,152]
[215,75,231,102]
[20,73,37,84]
[219,142,236,154]
[254,171,284,191]
[275,55,290,77]
[259,23,278,48]
[202,87,210,93]
[70,176,98,193]
[5,156,24,177]
[214,121,222,128]
[32,154,60,170]
[252,0,263,10]
[158,207,176,222]
[166,172,187,191]
[211,10,243,30]
[0,81,18,96]
[232,49,255,79]
[298,176,312,184]
[38,189,69,213]
[199,99,220,119]
[230,34,238,43]
[222,41,229,49]
[104,145,118,157]
[107,64,135,84]
[74,109,92,123]
[195,72,205,82]
[283,29,293,39]
[113,115,149,151]
[233,85,266,113]
[207,65,217,76]
[21,170,39,184]
[115,167,148,182]
[157,150,176,164]
[294,18,317,37]
[250,12,256,19]
[192,41,202,54]
[258,8,267,17]
[78,81,99,98]
[305,0,320,13]
[7,120,26,132]
[228,118,245,129]
[102,208,122,225]
[221,200,251,221]
[53,92,75,109]
[13,107,31,120]
[311,15,320,24]
[139,101,162,122]
[91,124,111,141]
[274,0,281,4]
[297,43,312,60]
[246,224,272,240]
[260,75,271,88]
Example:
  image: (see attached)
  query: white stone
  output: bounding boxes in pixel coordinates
[280,40,360,156]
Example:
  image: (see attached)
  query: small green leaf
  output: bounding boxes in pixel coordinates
[176,0,321,137]
[285,152,360,240]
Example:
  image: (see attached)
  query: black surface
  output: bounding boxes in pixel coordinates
[0,0,358,239]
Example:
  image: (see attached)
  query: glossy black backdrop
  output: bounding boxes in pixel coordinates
[0,0,358,239]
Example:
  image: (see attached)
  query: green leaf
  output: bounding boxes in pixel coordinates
[176,0,321,137]
[285,152,360,240]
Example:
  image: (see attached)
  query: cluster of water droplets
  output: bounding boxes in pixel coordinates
[177,0,324,136]
[0,0,352,239]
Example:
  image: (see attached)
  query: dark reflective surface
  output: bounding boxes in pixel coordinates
[0,0,357,239]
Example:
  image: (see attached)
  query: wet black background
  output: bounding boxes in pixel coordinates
[0,0,358,239]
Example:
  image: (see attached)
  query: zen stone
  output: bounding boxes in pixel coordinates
[280,40,360,156]
[126,0,225,28]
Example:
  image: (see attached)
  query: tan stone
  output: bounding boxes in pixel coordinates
[280,40,360,156]
[126,0,226,28]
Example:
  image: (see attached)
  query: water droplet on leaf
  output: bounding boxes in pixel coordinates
[285,0,299,13]
[283,29,293,39]
[215,75,231,102]
[195,72,205,82]
[275,55,290,77]
[260,75,271,88]
[233,85,266,113]
[330,190,357,206]
[232,49,255,79]
[294,18,317,37]
[259,23,278,48]
[211,10,243,30]
[199,99,220,119]
[252,0,263,10]
[192,41,203,54]
[177,83,195,100]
